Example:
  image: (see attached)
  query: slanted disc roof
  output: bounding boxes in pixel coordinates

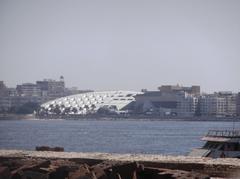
[40,91,142,115]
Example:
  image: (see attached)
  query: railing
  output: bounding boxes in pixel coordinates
[206,130,240,138]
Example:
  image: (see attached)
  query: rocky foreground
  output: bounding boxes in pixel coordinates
[0,150,240,179]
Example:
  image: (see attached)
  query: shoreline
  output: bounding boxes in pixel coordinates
[0,149,240,178]
[0,114,35,120]
[1,113,240,122]
[0,149,239,166]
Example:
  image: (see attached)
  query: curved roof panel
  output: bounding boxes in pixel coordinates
[40,91,142,115]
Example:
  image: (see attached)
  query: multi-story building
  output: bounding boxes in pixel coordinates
[236,93,240,117]
[158,85,200,96]
[134,91,178,115]
[0,81,8,97]
[16,83,42,97]
[64,87,93,96]
[7,88,17,97]
[0,77,66,113]
[200,94,226,117]
[176,92,198,117]
[199,92,237,117]
[0,82,11,112]
[0,97,11,111]
[222,92,237,116]
[134,85,200,117]
[36,78,65,100]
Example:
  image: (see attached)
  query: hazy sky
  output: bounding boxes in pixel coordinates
[0,0,240,92]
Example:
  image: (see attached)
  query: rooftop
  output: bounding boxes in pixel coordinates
[206,130,240,138]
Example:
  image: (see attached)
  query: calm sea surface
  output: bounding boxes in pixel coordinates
[0,119,239,155]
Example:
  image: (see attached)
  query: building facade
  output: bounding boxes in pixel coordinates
[199,92,237,117]
[176,92,198,117]
[134,89,198,117]
[158,85,200,96]
[16,83,42,97]
[0,81,8,97]
[36,79,65,100]
[236,93,240,116]
[0,78,67,113]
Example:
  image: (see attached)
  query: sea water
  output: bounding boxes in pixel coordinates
[0,119,238,155]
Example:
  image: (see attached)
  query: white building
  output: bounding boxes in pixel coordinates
[39,91,142,115]
[200,92,237,117]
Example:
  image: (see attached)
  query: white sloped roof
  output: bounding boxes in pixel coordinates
[41,91,142,114]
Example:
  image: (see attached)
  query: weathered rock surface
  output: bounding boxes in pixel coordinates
[0,150,240,178]
[0,166,11,179]
[0,158,212,179]
[35,146,64,152]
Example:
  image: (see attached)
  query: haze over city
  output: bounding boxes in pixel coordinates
[1,0,240,92]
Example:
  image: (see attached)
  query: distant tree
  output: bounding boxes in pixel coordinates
[84,105,89,110]
[91,104,96,109]
[97,106,114,115]
[64,107,70,114]
[0,107,7,114]
[8,106,17,113]
[97,107,108,114]
[72,107,78,114]
[37,107,47,116]
[16,102,40,114]
[53,105,61,115]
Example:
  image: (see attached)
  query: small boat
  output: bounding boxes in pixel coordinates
[189,129,240,158]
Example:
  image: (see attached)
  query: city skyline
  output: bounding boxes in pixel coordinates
[0,77,239,94]
[1,0,240,93]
